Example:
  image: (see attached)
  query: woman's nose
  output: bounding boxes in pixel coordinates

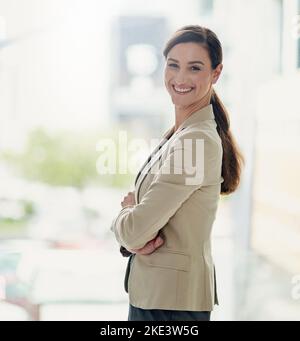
[174,71,188,85]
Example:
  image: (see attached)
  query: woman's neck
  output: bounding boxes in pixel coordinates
[174,93,211,132]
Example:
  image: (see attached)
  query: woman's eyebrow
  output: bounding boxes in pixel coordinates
[167,57,205,65]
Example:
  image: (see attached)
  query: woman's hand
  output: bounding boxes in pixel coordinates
[121,191,136,208]
[129,234,164,255]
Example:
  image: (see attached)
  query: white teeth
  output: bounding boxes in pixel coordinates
[174,86,193,93]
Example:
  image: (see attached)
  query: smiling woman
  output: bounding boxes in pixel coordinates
[111,25,244,321]
[163,26,244,194]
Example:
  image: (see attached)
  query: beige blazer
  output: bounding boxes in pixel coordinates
[111,104,223,311]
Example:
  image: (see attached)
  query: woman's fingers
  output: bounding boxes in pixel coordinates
[121,191,136,207]
[137,241,155,255]
[154,236,164,248]
[130,235,164,255]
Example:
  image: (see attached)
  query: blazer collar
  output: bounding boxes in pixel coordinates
[162,104,214,139]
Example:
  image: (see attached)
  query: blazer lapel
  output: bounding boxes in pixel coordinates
[134,126,174,184]
[135,125,179,203]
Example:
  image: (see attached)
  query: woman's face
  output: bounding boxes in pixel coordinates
[164,42,222,108]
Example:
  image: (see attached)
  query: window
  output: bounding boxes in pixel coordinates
[199,0,214,16]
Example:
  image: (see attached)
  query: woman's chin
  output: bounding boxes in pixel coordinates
[171,97,192,106]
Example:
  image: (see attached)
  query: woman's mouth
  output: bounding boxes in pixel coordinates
[172,85,194,95]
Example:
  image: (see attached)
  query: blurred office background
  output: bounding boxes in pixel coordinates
[0,0,299,320]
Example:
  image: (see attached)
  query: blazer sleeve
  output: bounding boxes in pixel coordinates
[110,131,222,250]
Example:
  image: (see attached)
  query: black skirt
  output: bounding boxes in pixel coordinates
[128,304,211,321]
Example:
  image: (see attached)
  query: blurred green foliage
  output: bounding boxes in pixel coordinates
[0,198,36,235]
[1,128,134,189]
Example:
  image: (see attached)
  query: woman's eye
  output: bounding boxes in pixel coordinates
[168,64,201,71]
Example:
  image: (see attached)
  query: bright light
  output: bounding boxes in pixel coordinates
[126,44,158,76]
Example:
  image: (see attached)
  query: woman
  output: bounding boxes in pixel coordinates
[111,25,244,321]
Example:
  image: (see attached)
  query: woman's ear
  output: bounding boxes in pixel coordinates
[212,63,223,84]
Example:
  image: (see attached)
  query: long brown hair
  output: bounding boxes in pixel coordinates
[163,25,244,195]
